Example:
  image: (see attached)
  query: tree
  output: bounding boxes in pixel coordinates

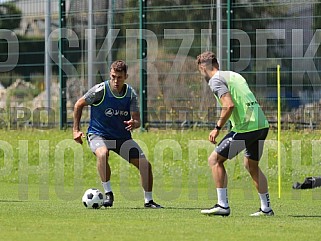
[0,3,22,30]
[120,0,287,58]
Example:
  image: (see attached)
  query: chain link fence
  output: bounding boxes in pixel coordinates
[1,0,321,129]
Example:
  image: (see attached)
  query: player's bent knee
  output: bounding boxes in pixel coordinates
[208,157,218,168]
[244,162,259,175]
[208,153,226,168]
[139,158,152,169]
[95,147,109,161]
[130,158,152,171]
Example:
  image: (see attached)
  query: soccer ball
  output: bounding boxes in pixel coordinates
[82,188,104,209]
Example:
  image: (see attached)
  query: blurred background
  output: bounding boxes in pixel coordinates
[0,0,321,130]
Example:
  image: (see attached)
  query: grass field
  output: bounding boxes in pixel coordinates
[1,129,321,241]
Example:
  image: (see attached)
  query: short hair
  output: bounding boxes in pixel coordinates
[196,51,219,69]
[111,60,128,74]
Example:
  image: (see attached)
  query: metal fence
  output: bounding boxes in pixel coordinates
[1,0,321,130]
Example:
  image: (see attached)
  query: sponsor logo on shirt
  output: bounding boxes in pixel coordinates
[105,108,129,117]
[245,101,258,107]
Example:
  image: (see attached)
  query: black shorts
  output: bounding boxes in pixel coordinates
[215,128,269,161]
[87,134,146,161]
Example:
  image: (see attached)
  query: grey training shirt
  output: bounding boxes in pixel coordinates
[208,71,230,98]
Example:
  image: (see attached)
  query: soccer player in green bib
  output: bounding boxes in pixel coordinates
[196,51,274,217]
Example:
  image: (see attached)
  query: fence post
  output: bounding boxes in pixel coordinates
[59,0,67,129]
[139,0,147,131]
[226,0,233,71]
[107,0,115,70]
[45,0,52,111]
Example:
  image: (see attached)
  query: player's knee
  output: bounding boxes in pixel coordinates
[244,160,250,171]
[244,159,258,174]
[95,147,109,162]
[208,153,226,168]
[208,156,218,168]
[140,158,152,170]
[131,158,152,172]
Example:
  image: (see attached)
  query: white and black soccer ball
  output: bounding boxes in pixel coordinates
[82,188,104,209]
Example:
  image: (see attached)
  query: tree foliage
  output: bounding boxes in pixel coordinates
[119,0,287,59]
[0,3,22,30]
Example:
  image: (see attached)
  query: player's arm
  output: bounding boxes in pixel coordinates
[209,92,234,144]
[217,92,234,128]
[73,97,87,144]
[124,88,140,131]
[73,82,104,144]
[124,111,141,131]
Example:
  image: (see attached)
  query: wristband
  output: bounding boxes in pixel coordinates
[215,125,222,130]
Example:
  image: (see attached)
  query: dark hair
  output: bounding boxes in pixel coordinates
[196,51,219,69]
[111,60,128,74]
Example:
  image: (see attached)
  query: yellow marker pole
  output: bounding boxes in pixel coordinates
[277,64,281,198]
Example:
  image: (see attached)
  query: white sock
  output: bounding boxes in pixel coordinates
[217,188,229,208]
[102,181,112,194]
[259,192,271,212]
[144,191,153,203]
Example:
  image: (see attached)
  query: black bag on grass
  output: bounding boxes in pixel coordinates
[292,176,321,189]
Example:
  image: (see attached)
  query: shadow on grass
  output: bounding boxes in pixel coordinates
[0,200,27,203]
[290,215,321,218]
[161,207,201,210]
[112,207,201,210]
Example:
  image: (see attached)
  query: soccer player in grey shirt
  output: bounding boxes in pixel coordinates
[73,60,163,209]
[197,51,273,217]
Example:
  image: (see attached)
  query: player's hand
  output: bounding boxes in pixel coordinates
[124,119,136,131]
[209,129,220,144]
[73,130,85,144]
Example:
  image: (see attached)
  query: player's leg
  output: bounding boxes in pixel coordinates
[129,157,153,192]
[209,150,228,189]
[120,139,163,208]
[201,131,248,216]
[95,146,111,183]
[129,158,163,208]
[244,157,268,193]
[244,157,273,216]
[201,150,230,216]
[88,134,114,207]
[201,132,240,216]
[95,146,114,207]
[243,128,274,216]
